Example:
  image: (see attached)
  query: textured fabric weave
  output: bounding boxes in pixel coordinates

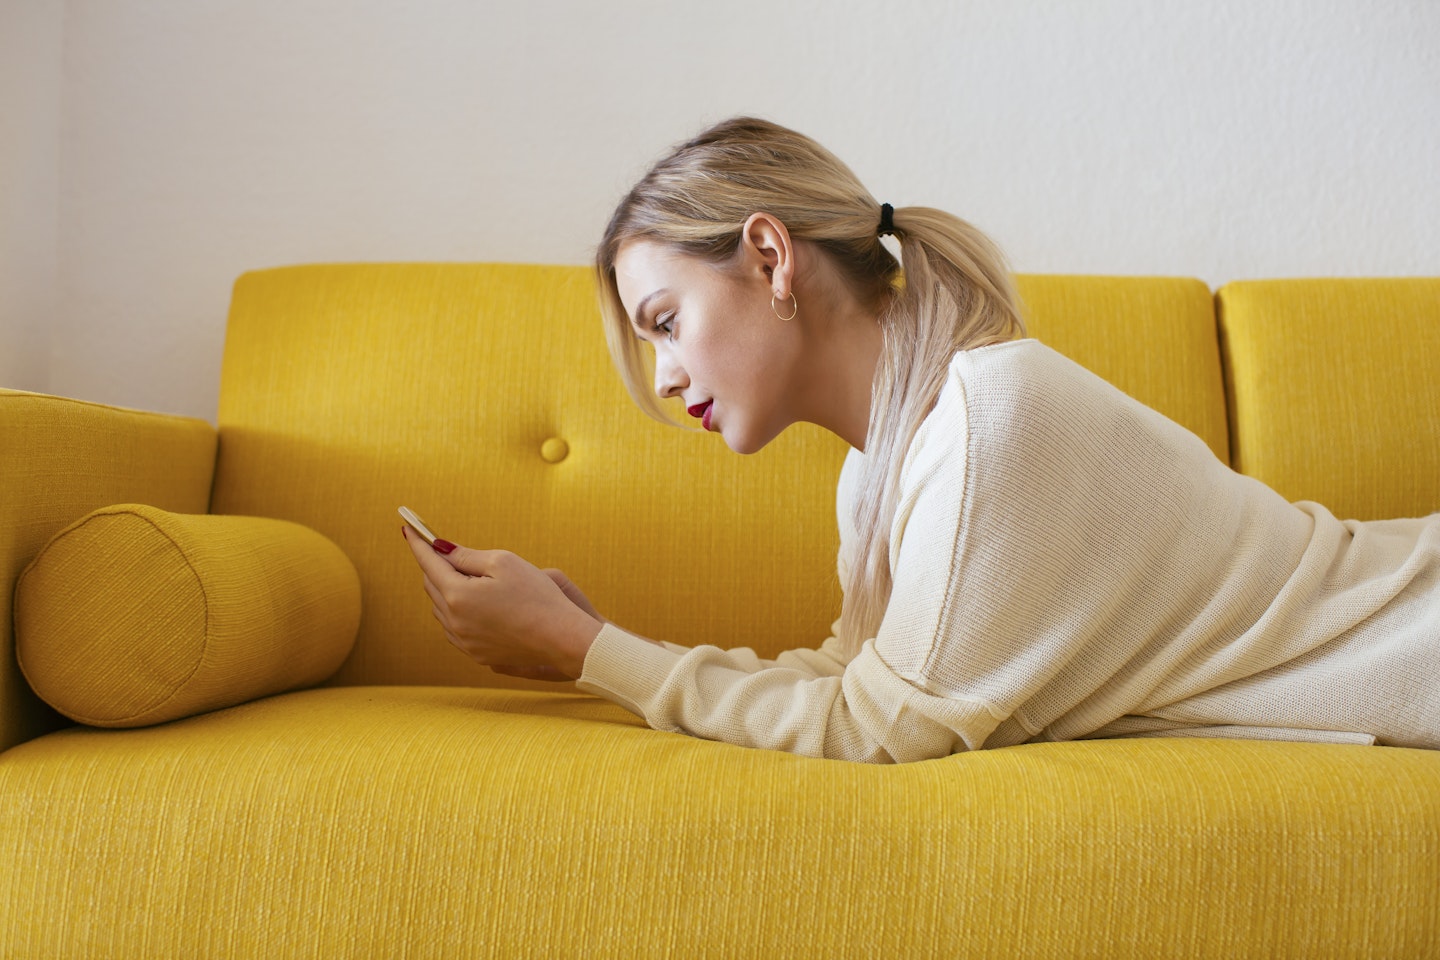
[16,504,360,727]
[1219,278,1440,520]
[580,341,1440,759]
[0,390,216,750]
[2,686,1437,959]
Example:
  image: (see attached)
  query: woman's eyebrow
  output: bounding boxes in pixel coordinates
[632,289,669,329]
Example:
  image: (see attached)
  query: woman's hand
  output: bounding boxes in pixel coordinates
[543,568,606,624]
[404,527,604,680]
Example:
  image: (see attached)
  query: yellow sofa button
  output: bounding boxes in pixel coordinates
[540,438,569,463]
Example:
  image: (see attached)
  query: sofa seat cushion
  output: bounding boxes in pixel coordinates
[2,686,1437,958]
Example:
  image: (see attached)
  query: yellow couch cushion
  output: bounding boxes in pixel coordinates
[0,390,217,750]
[15,504,360,727]
[1218,278,1440,520]
[2,687,1436,957]
[211,263,851,689]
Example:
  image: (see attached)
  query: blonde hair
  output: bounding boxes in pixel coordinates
[596,117,1025,651]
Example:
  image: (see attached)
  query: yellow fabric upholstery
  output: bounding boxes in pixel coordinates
[5,267,1438,956]
[3,686,1436,958]
[1219,278,1440,520]
[1017,274,1230,463]
[16,504,359,727]
[0,390,216,751]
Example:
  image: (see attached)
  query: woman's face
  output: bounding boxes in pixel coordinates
[613,238,804,455]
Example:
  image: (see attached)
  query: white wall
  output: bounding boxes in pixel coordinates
[0,0,63,394]
[7,0,1439,422]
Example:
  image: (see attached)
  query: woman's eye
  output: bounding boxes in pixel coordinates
[655,314,676,339]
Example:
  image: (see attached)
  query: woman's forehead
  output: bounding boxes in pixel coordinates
[614,242,691,313]
[616,240,679,283]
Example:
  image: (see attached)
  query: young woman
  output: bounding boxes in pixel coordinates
[405,117,1440,762]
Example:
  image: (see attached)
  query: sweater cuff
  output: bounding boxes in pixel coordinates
[575,622,682,718]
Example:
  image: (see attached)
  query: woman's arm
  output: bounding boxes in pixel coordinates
[576,626,999,762]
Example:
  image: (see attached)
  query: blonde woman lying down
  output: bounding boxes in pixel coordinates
[405,117,1440,762]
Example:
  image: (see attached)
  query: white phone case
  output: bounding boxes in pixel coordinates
[398,506,439,545]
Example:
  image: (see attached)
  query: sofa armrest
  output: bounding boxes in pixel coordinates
[0,389,217,752]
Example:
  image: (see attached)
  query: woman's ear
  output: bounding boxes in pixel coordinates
[740,212,795,297]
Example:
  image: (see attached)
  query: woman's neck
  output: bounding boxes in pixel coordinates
[791,268,886,452]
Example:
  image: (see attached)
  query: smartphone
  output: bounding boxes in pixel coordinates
[398,506,441,546]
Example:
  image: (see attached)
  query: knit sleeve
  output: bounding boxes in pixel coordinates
[575,628,999,762]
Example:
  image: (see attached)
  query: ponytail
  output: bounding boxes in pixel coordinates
[840,206,1024,649]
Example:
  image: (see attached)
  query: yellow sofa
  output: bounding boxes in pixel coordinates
[3,265,1438,958]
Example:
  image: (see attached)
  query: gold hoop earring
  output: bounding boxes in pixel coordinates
[771,291,798,322]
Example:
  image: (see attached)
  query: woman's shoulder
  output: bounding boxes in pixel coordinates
[926,338,1069,436]
[891,338,1148,506]
[938,336,1223,489]
[948,337,1085,391]
[944,337,1144,431]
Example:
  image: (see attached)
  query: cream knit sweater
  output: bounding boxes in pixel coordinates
[577,340,1440,762]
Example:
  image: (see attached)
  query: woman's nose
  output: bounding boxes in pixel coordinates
[653,347,688,399]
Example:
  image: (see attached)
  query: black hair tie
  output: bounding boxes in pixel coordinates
[878,203,896,237]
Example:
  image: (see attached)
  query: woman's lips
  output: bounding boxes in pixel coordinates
[687,400,714,431]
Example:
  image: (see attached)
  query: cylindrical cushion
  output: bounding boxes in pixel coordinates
[14,504,360,727]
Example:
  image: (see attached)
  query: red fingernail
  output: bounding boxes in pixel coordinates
[433,539,456,555]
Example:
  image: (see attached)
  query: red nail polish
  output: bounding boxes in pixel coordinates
[433,539,456,555]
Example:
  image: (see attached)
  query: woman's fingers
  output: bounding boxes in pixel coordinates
[403,525,467,584]
[436,542,504,578]
[403,529,599,679]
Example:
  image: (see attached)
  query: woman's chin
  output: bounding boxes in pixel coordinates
[719,421,783,456]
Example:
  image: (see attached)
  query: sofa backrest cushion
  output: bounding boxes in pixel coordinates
[212,264,1226,688]
[1219,279,1440,521]
[213,264,852,691]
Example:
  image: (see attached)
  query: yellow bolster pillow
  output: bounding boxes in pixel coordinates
[15,504,361,728]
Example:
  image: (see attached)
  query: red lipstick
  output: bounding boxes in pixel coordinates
[687,400,714,430]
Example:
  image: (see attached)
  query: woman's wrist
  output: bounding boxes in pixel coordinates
[556,612,604,679]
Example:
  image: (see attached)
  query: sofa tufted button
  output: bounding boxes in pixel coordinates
[540,437,569,463]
